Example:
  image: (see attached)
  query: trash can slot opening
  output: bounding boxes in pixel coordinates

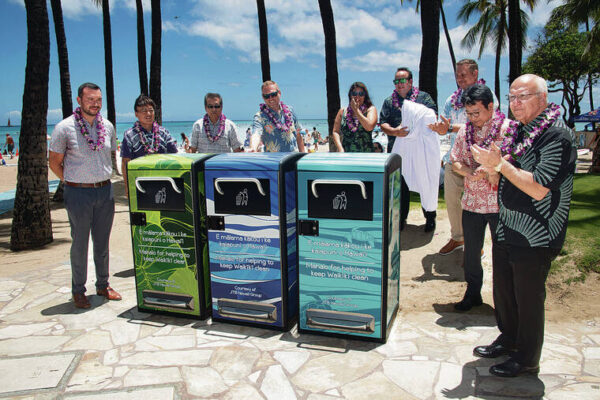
[215,177,266,196]
[311,179,368,199]
[135,176,182,194]
[306,309,375,333]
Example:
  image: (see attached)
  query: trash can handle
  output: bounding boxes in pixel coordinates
[311,179,367,199]
[135,177,182,194]
[214,177,266,196]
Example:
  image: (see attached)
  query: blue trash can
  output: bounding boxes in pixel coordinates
[296,153,401,342]
[204,152,304,330]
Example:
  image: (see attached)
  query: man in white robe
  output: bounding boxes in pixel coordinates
[391,100,440,231]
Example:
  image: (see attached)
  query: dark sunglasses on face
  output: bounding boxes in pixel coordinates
[351,91,365,96]
[207,105,221,109]
[262,91,279,99]
[393,78,410,84]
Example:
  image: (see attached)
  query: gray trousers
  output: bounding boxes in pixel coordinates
[64,184,115,294]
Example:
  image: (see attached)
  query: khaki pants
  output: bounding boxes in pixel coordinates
[444,163,464,242]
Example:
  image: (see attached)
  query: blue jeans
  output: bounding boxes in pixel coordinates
[64,184,115,294]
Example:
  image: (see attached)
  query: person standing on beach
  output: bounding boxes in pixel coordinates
[449,84,514,312]
[250,81,305,152]
[120,95,178,196]
[48,82,121,309]
[331,82,378,153]
[380,67,437,231]
[471,74,576,378]
[429,59,498,255]
[5,133,15,159]
[190,93,243,154]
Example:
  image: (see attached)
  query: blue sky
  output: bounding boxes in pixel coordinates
[0,0,593,126]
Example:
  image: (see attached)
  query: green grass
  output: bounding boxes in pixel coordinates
[409,175,600,282]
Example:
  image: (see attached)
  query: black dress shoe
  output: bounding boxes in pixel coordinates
[424,218,436,232]
[489,358,539,378]
[454,295,483,311]
[473,343,511,358]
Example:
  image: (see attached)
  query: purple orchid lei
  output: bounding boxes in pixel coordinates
[203,113,226,143]
[260,102,294,133]
[345,103,368,133]
[451,79,486,110]
[73,107,106,151]
[133,120,161,154]
[500,103,561,163]
[392,88,419,110]
[465,109,511,151]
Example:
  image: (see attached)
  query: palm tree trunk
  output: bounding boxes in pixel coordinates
[100,0,119,175]
[149,0,162,124]
[318,0,340,152]
[507,0,522,85]
[418,0,440,105]
[440,3,456,76]
[49,0,72,202]
[494,3,507,107]
[256,0,271,82]
[585,20,594,111]
[11,0,53,250]
[136,0,149,96]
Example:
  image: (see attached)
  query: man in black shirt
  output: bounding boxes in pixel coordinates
[471,74,576,378]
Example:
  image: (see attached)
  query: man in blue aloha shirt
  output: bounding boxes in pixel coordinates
[121,94,178,196]
[250,81,306,152]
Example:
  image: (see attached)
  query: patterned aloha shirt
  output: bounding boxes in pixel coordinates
[451,119,511,214]
[252,104,302,152]
[340,109,374,152]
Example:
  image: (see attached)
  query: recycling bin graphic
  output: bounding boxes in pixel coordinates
[127,153,214,319]
[204,152,304,330]
[296,153,402,342]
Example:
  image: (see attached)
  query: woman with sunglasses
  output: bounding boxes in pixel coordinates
[332,82,378,152]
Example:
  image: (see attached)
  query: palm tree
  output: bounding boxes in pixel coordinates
[11,0,53,250]
[149,0,162,124]
[92,0,119,175]
[458,0,533,105]
[256,0,271,82]
[136,0,149,95]
[317,0,340,152]
[49,0,73,202]
[507,0,522,85]
[440,3,457,75]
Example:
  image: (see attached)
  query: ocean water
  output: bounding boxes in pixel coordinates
[1,119,330,152]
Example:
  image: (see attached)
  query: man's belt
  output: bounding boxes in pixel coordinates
[65,179,111,188]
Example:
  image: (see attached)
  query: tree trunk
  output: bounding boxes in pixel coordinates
[256,0,271,82]
[318,0,340,152]
[507,0,521,85]
[11,0,53,250]
[150,0,162,124]
[49,0,72,202]
[440,3,456,76]
[101,0,119,175]
[494,5,506,108]
[586,20,594,111]
[418,0,440,105]
[136,0,148,96]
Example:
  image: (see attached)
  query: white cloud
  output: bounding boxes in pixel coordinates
[378,6,420,30]
[57,0,100,19]
[332,5,397,48]
[526,0,562,28]
[340,49,420,72]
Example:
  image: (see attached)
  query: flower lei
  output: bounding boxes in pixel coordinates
[133,120,161,154]
[450,79,486,110]
[500,103,561,162]
[260,102,294,132]
[392,88,419,110]
[203,113,226,143]
[465,109,510,151]
[345,104,368,133]
[73,107,105,151]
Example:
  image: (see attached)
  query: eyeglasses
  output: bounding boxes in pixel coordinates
[351,91,365,97]
[136,108,154,114]
[465,111,481,119]
[207,105,222,109]
[507,92,540,103]
[393,78,409,84]
[262,91,279,99]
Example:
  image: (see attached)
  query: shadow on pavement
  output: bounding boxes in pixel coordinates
[432,303,496,330]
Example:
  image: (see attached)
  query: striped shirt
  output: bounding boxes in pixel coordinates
[190,117,242,153]
[120,124,178,160]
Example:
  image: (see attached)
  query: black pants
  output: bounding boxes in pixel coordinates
[492,242,560,367]
[400,176,436,223]
[462,210,498,297]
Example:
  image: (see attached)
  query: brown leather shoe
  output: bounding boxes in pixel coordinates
[96,286,122,301]
[439,239,464,255]
[73,293,91,309]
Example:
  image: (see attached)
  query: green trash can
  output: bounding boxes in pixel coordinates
[127,153,213,319]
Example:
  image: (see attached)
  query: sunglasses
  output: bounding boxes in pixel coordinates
[393,78,410,84]
[207,105,222,109]
[262,91,279,99]
[351,91,365,96]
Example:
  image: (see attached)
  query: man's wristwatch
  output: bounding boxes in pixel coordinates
[494,159,503,172]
